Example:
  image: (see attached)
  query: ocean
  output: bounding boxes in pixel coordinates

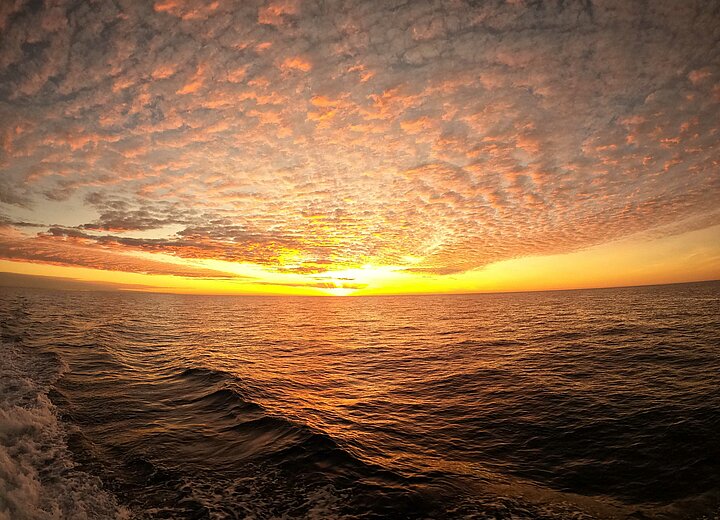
[1,281,719,519]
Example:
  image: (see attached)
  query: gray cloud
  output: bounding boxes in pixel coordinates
[0,271,158,292]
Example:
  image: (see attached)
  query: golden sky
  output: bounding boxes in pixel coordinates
[0,0,719,295]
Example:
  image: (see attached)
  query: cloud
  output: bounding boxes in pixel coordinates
[249,280,368,290]
[0,271,159,292]
[0,0,719,278]
[0,226,237,279]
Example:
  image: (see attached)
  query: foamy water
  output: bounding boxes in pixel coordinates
[1,281,719,519]
[0,340,129,520]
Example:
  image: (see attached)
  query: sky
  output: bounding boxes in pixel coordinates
[0,0,719,296]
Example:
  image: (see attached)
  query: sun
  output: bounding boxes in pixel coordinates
[324,286,355,296]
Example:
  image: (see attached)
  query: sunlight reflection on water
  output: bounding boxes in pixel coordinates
[1,282,719,519]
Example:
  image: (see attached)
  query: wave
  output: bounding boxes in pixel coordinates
[146,365,436,512]
[177,366,232,383]
[0,340,130,520]
[173,365,378,474]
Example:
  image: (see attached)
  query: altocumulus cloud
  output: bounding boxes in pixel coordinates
[0,0,719,276]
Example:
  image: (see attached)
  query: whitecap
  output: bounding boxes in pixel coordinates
[0,340,131,520]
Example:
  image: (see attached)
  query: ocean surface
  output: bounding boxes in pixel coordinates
[1,281,719,520]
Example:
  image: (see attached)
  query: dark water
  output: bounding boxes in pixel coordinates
[1,281,720,519]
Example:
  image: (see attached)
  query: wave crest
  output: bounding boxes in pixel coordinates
[0,340,129,520]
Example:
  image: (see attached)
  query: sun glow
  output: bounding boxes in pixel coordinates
[324,286,355,296]
[317,265,403,295]
[1,223,718,295]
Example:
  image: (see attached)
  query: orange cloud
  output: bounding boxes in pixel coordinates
[258,0,300,25]
[176,65,206,94]
[0,0,719,294]
[281,57,312,72]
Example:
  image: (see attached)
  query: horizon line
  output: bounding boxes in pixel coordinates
[1,271,717,298]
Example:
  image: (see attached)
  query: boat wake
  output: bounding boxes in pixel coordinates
[0,339,129,520]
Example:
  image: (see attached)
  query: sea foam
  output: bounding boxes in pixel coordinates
[0,340,129,520]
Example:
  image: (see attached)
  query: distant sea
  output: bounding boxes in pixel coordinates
[1,281,719,519]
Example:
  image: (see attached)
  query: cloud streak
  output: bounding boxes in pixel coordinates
[0,226,236,279]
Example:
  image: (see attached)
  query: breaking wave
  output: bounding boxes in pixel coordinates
[0,339,129,520]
